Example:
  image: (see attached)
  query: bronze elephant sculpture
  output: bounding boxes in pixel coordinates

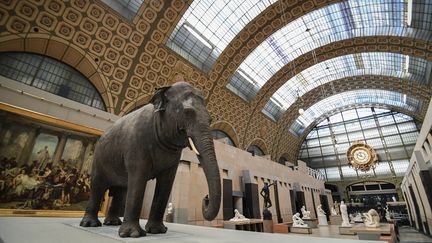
[80,82,221,237]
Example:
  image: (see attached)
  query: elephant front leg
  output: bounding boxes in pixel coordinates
[80,173,108,227]
[104,186,126,226]
[145,165,178,234]
[118,175,147,238]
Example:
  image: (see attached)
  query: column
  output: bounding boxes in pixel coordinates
[52,134,68,166]
[17,127,39,166]
[80,142,94,174]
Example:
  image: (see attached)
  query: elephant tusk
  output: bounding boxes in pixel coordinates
[188,137,200,156]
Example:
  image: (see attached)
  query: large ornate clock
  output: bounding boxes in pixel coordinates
[347,141,378,172]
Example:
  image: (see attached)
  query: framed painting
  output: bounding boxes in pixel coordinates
[0,102,108,217]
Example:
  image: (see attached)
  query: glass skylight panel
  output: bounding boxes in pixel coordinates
[325,167,341,181]
[262,53,429,119]
[299,108,419,177]
[289,89,421,136]
[341,165,358,178]
[231,0,432,103]
[373,162,392,176]
[167,0,276,72]
[392,159,410,176]
[101,0,144,20]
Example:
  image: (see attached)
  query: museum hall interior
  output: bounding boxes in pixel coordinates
[0,0,432,242]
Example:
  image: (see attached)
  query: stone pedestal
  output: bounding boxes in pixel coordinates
[339,226,355,235]
[303,218,317,228]
[330,215,342,225]
[262,208,272,220]
[262,208,273,233]
[289,226,312,234]
[166,213,174,223]
[263,220,273,233]
[318,215,328,226]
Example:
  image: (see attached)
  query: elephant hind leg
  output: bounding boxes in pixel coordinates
[80,173,108,227]
[104,186,126,226]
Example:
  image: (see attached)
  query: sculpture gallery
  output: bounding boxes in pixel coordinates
[80,82,221,238]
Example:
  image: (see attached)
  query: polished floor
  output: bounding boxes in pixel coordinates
[308,224,357,239]
[0,217,382,243]
[399,226,432,243]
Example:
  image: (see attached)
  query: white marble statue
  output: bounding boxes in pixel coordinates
[331,207,337,216]
[292,212,308,227]
[364,209,380,227]
[317,204,326,216]
[353,213,363,222]
[340,201,352,227]
[392,196,397,202]
[334,201,340,215]
[167,202,174,214]
[349,213,355,224]
[385,205,391,222]
[229,209,249,221]
[301,205,311,219]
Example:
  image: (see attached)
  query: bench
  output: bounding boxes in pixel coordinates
[273,221,293,233]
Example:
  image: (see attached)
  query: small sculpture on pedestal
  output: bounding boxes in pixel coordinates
[334,201,340,215]
[385,205,391,222]
[364,209,380,227]
[331,207,338,216]
[340,201,352,227]
[353,213,363,222]
[292,213,308,227]
[317,204,328,225]
[260,181,275,220]
[301,206,311,219]
[317,204,326,216]
[165,202,174,223]
[229,209,249,221]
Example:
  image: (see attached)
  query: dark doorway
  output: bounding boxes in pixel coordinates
[408,185,424,232]
[296,191,305,217]
[290,190,296,215]
[320,194,330,221]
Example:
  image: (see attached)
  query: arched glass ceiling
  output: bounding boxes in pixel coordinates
[298,107,418,181]
[167,0,276,72]
[262,52,430,120]
[289,89,422,136]
[227,0,432,101]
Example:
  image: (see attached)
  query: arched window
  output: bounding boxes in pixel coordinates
[247,145,264,156]
[0,52,106,111]
[211,130,235,147]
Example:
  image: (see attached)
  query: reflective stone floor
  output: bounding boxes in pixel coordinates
[0,217,382,243]
[399,226,432,243]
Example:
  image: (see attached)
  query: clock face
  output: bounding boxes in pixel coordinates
[353,148,370,164]
[347,141,378,172]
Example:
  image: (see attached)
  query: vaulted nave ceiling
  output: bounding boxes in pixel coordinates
[0,0,431,173]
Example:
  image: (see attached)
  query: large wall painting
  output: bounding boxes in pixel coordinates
[0,102,107,216]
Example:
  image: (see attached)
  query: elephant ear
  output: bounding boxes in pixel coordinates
[150,86,171,112]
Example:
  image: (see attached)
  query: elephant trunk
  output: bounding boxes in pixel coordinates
[188,127,221,221]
